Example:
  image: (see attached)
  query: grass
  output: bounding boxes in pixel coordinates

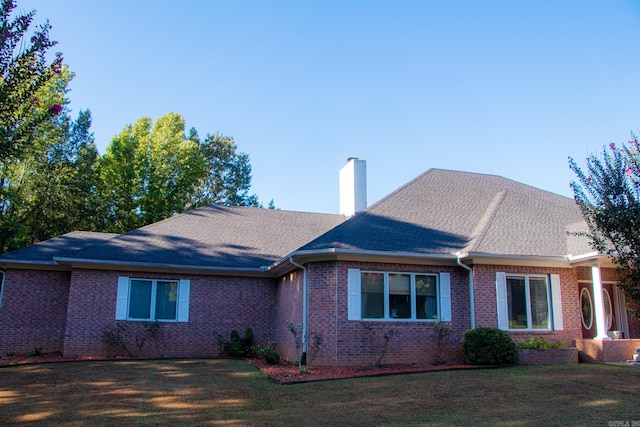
[0,359,639,426]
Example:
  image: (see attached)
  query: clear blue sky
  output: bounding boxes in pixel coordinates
[19,0,640,213]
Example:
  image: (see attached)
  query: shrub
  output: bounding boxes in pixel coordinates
[516,337,567,350]
[433,320,453,364]
[461,327,517,365]
[28,346,43,357]
[223,327,254,357]
[102,321,164,358]
[251,342,280,364]
[286,322,304,363]
[361,322,398,368]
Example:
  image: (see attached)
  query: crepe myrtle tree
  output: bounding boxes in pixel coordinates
[0,0,64,163]
[569,135,640,320]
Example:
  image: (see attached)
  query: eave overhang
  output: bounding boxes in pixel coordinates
[0,260,69,271]
[53,257,268,277]
[567,251,616,268]
[266,248,461,275]
[461,252,573,268]
[2,249,613,277]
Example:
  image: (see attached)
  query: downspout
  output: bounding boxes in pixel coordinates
[455,253,475,329]
[0,270,5,309]
[289,257,308,365]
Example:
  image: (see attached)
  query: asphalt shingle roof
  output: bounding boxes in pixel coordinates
[0,231,118,263]
[61,205,346,269]
[301,169,592,258]
[0,168,593,269]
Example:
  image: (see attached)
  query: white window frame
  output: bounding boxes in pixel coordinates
[496,272,563,331]
[348,269,451,322]
[115,276,190,322]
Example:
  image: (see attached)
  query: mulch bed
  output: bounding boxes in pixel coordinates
[0,352,476,384]
[250,358,477,384]
[0,352,107,367]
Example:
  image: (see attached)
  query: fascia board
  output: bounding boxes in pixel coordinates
[53,257,269,277]
[567,252,616,267]
[464,252,572,268]
[266,248,459,274]
[0,260,69,271]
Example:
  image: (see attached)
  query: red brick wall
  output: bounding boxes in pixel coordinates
[0,269,70,355]
[516,348,578,365]
[304,261,470,366]
[472,265,581,345]
[575,266,591,281]
[64,269,277,358]
[274,269,304,363]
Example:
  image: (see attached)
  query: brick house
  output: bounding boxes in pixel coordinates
[1,159,638,365]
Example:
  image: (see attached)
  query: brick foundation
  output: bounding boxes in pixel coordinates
[516,348,578,365]
[575,339,640,363]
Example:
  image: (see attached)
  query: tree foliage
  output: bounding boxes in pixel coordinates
[98,113,206,233]
[0,1,265,250]
[0,65,99,252]
[97,113,260,233]
[189,132,259,208]
[0,0,63,164]
[569,136,640,320]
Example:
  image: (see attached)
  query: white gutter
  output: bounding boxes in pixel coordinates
[455,253,475,329]
[53,257,267,275]
[289,256,308,365]
[266,248,457,272]
[566,251,600,262]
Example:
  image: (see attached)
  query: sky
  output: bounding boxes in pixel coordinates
[17,0,640,214]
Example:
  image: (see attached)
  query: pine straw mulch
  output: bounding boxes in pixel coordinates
[0,352,477,385]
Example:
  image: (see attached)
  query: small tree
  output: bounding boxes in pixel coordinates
[361,322,397,368]
[432,319,452,364]
[569,136,640,320]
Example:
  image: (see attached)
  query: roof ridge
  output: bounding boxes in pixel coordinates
[365,168,438,211]
[463,189,507,253]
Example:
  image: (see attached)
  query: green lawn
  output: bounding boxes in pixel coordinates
[0,359,639,426]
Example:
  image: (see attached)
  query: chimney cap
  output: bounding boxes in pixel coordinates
[346,157,359,161]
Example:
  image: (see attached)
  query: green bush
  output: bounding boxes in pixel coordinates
[223,327,254,357]
[461,327,517,365]
[516,337,566,350]
[251,342,280,364]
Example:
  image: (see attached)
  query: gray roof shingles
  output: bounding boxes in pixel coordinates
[58,205,347,269]
[0,231,118,263]
[0,168,593,269]
[301,169,591,258]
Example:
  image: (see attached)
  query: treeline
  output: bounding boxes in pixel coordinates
[0,1,264,253]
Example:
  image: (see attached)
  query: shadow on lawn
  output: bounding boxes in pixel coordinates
[1,358,639,426]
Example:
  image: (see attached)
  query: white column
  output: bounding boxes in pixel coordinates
[591,265,608,340]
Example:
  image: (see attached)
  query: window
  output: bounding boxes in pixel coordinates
[496,272,563,331]
[116,276,190,322]
[506,275,549,329]
[580,287,593,329]
[348,269,451,321]
[603,289,613,330]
